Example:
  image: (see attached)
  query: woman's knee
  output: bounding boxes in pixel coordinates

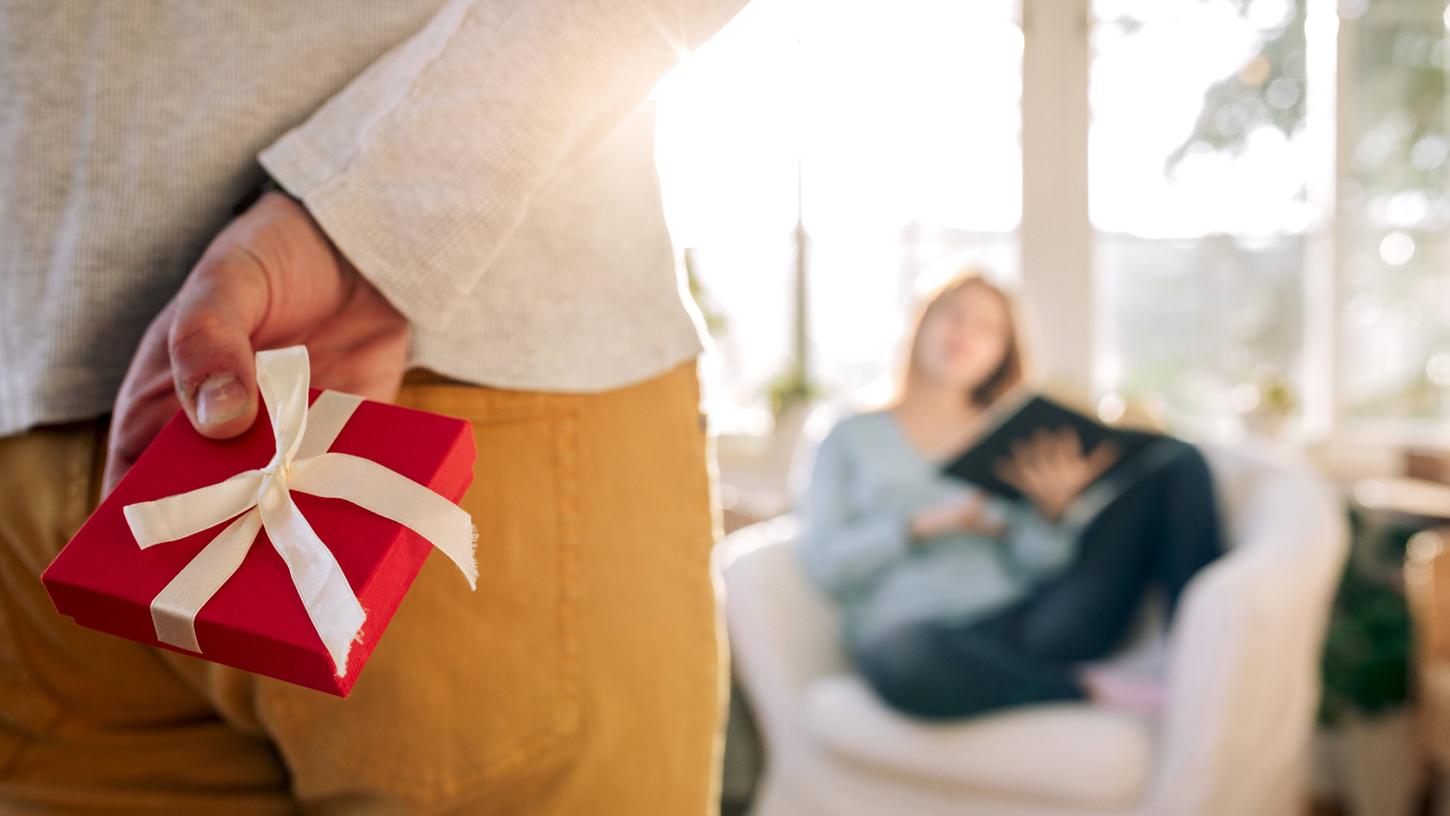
[852,625,952,717]
[1160,440,1213,490]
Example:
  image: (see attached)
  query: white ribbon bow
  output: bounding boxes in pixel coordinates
[123,345,477,677]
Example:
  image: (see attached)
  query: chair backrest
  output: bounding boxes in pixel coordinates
[1198,440,1280,548]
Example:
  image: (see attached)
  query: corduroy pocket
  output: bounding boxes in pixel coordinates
[257,385,583,810]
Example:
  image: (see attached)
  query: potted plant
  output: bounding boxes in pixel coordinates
[1314,507,1421,816]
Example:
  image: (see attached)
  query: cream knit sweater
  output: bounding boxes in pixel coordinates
[0,0,747,437]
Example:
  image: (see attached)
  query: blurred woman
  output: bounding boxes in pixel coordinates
[797,270,1224,720]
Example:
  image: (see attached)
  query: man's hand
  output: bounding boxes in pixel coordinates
[103,191,409,496]
[993,427,1118,522]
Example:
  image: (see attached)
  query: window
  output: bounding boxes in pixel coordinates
[1338,0,1450,430]
[654,0,1024,430]
[655,0,1449,441]
[1090,0,1315,435]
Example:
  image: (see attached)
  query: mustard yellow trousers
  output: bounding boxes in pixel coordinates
[0,358,727,814]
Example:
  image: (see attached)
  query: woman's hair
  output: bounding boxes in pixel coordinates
[894,268,1029,409]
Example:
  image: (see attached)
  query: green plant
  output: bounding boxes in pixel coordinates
[1257,373,1296,416]
[1318,507,1415,727]
[764,365,820,419]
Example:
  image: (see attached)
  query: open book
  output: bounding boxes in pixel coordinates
[939,388,1166,502]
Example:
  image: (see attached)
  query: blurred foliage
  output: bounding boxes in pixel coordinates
[1345,7,1448,200]
[1165,0,1448,198]
[1337,1,1450,421]
[1257,371,1297,415]
[1166,0,1307,170]
[764,364,821,418]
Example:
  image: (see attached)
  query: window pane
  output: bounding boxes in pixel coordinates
[1091,0,1312,432]
[1339,1,1450,424]
[654,0,1023,426]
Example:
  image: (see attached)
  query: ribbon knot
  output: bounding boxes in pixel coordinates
[122,346,477,677]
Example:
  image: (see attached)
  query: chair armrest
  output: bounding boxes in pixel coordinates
[1145,466,1348,815]
[717,516,849,728]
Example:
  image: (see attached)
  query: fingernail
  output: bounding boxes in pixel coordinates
[196,374,249,426]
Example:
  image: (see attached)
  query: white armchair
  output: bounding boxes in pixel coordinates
[718,442,1348,816]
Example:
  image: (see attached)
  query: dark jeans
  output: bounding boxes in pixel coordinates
[852,438,1225,720]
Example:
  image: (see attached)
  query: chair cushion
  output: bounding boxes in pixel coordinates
[803,674,1154,807]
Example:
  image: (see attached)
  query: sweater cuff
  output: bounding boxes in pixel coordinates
[259,132,472,326]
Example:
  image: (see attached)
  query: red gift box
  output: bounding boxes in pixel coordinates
[42,355,476,697]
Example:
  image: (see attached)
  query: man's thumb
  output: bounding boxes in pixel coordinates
[167,264,262,440]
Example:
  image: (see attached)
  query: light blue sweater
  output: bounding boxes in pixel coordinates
[796,409,1083,648]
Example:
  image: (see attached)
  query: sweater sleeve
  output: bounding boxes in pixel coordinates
[796,425,915,601]
[256,0,750,325]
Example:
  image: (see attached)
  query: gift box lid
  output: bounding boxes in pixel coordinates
[42,388,475,696]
